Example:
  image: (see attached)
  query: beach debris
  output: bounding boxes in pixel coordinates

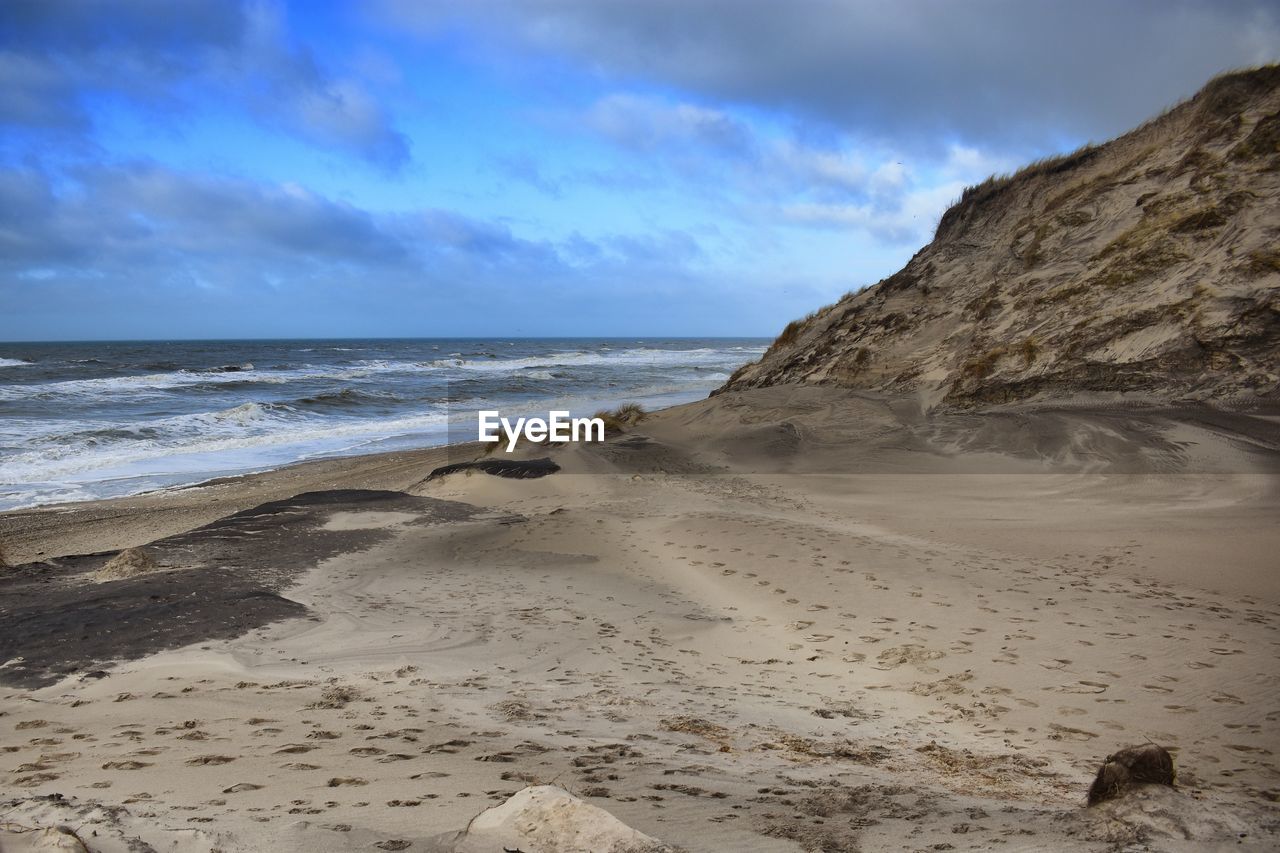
[13,825,90,852]
[309,682,361,709]
[94,547,157,582]
[1087,743,1176,805]
[661,716,733,752]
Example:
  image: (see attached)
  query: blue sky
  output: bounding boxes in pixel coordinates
[2,0,1277,340]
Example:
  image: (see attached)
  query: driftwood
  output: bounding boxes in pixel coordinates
[1087,743,1175,805]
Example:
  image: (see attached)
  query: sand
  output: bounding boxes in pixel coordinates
[2,387,1278,851]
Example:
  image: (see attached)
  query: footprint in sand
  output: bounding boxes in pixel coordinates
[1075,680,1109,693]
[1047,723,1098,741]
[13,772,61,787]
[223,783,263,793]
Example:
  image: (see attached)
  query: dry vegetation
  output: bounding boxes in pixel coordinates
[1017,336,1041,366]
[966,283,1003,320]
[770,311,819,351]
[1243,248,1280,276]
[1230,108,1280,161]
[937,143,1100,241]
[720,65,1280,406]
[961,345,1009,379]
[591,402,648,436]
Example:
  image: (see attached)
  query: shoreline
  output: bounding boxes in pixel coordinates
[0,336,767,516]
[0,439,488,565]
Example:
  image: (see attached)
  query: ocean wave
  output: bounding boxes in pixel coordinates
[426,345,760,373]
[0,365,321,400]
[0,404,452,484]
[0,361,434,401]
[0,345,760,400]
[0,340,768,510]
[0,357,32,367]
[202,401,293,425]
[295,388,404,408]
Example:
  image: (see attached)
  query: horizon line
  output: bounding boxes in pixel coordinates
[0,334,774,345]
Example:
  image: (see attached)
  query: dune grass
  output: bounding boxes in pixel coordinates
[592,402,648,436]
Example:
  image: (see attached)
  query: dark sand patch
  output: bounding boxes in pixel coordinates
[422,456,560,482]
[0,490,483,687]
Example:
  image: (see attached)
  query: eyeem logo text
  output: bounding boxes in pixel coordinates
[478,410,605,452]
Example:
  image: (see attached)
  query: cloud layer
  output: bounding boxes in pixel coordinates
[3,0,409,167]
[385,0,1279,149]
[0,161,810,337]
[3,0,1277,339]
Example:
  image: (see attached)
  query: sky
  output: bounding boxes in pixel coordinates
[2,0,1277,340]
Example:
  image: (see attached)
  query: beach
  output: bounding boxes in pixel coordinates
[6,4,1279,850]
[3,386,1278,851]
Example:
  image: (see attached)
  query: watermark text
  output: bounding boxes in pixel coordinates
[478,410,604,452]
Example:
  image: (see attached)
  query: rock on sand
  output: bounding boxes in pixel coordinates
[448,785,675,852]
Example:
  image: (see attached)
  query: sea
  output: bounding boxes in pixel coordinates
[0,338,767,511]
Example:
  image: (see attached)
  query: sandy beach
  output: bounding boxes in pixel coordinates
[5,3,1279,850]
[3,387,1278,851]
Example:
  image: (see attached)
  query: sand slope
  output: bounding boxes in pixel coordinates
[723,67,1280,408]
[2,389,1278,850]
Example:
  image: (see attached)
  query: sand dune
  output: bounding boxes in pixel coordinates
[2,388,1278,850]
